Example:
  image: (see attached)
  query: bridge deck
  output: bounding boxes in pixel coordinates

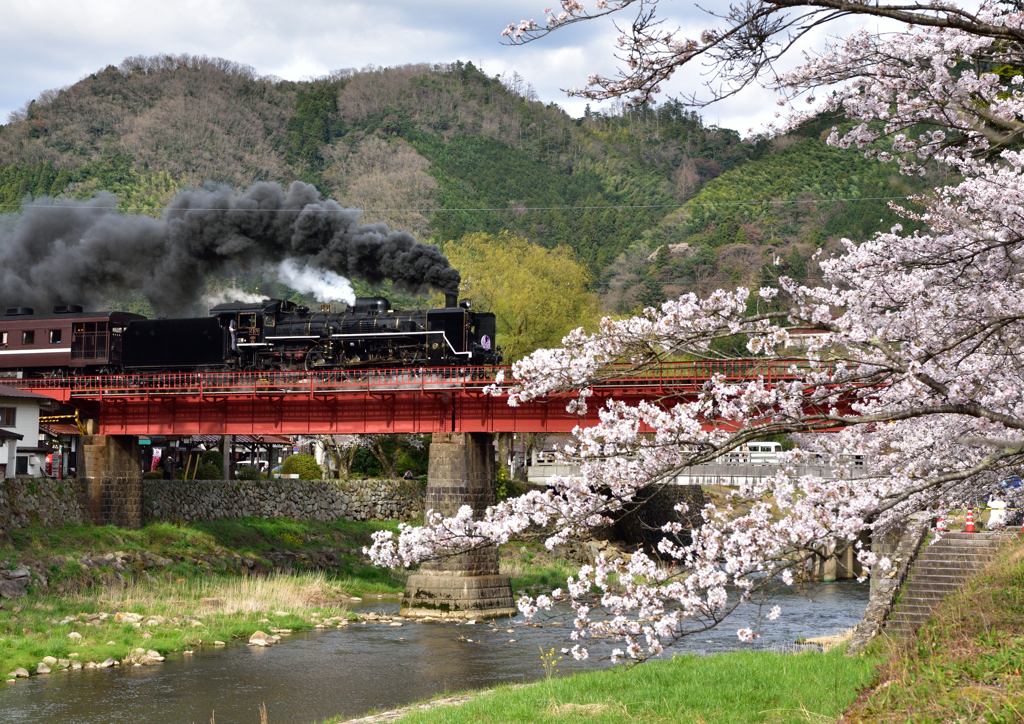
[12,361,811,435]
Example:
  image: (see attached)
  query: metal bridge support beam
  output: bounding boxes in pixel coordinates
[401,432,516,619]
[80,435,143,529]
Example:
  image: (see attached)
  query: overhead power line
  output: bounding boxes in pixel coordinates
[0,195,916,214]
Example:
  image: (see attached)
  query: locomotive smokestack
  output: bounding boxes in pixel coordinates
[445,293,458,308]
[0,182,461,315]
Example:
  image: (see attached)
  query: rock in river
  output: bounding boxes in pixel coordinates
[248,630,281,647]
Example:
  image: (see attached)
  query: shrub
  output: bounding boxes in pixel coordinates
[142,471,163,480]
[396,449,428,477]
[235,465,262,481]
[496,465,511,501]
[195,463,222,480]
[199,449,223,469]
[496,466,528,501]
[282,454,322,480]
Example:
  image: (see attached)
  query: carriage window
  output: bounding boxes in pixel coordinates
[1,332,6,345]
[22,331,34,345]
[49,329,61,344]
[71,321,108,360]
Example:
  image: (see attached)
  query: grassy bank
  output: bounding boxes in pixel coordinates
[0,518,577,678]
[0,572,361,677]
[845,540,1024,722]
[323,646,880,724]
[0,519,412,676]
[2,518,405,590]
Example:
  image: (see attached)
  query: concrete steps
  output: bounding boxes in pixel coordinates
[883,531,1002,637]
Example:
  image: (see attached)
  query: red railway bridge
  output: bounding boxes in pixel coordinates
[11,360,825,617]
[12,360,811,435]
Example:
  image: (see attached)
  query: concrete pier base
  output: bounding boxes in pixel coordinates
[80,435,143,529]
[401,433,516,619]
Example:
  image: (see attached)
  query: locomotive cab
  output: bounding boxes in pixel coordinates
[468,311,500,364]
[209,299,287,363]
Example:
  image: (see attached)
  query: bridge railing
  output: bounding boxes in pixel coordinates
[14,359,820,397]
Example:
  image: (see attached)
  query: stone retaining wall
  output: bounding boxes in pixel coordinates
[846,512,931,655]
[143,479,425,523]
[0,478,90,531]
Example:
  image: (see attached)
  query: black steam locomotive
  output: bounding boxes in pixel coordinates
[0,294,500,377]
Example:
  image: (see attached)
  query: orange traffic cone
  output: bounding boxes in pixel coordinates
[964,505,977,533]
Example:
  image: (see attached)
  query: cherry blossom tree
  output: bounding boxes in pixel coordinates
[503,1,1024,107]
[317,434,426,479]
[370,2,1024,662]
[315,435,362,479]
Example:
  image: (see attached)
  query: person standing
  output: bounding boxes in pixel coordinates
[162,450,177,480]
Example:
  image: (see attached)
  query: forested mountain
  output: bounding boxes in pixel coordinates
[0,54,933,313]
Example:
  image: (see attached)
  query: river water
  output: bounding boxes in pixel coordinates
[0,581,868,724]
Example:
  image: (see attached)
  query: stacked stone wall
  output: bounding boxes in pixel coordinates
[0,478,90,531]
[847,512,931,655]
[613,484,707,550]
[80,435,143,529]
[144,478,424,523]
[420,432,499,576]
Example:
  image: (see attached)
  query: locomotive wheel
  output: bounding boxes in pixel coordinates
[304,349,328,371]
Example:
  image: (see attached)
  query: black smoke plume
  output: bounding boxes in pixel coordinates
[0,181,460,315]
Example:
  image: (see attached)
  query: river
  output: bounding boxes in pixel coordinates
[0,581,868,724]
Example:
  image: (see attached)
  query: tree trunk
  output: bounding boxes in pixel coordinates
[496,432,513,474]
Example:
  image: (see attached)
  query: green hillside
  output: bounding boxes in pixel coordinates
[0,54,935,315]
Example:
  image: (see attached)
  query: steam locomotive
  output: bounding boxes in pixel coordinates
[0,293,500,377]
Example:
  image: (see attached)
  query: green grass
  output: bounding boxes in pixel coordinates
[500,542,577,597]
[0,572,355,676]
[0,518,401,559]
[0,518,592,680]
[318,646,879,724]
[0,518,408,595]
[0,518,413,676]
[846,540,1024,723]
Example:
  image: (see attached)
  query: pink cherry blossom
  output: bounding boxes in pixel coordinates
[368,3,1024,662]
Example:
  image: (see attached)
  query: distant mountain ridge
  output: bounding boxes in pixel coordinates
[0,54,931,313]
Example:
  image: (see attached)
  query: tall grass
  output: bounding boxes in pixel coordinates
[93,572,347,614]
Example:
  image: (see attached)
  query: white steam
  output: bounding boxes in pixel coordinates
[277,259,356,304]
[203,287,269,308]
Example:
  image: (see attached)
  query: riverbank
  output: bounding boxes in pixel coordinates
[329,537,1024,724]
[0,518,575,678]
[0,518,403,677]
[329,645,880,724]
[843,540,1024,722]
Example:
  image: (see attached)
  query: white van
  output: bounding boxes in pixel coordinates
[746,442,782,464]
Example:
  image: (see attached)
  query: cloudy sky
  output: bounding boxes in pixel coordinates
[0,1,873,134]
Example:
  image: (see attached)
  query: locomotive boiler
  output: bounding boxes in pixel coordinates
[216,293,498,371]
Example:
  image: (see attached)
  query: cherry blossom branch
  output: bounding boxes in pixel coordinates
[363,2,1024,661]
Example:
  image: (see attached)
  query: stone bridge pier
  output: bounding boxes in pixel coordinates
[401,432,516,619]
[80,434,143,528]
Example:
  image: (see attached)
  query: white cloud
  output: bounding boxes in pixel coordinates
[0,1,882,134]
